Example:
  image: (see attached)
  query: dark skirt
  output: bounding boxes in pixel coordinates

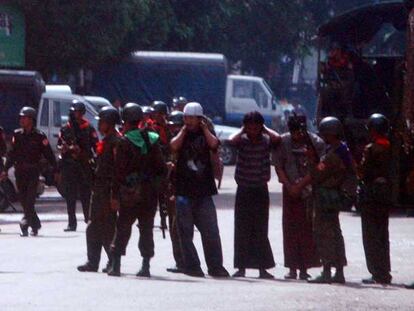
[282,188,321,269]
[234,185,275,269]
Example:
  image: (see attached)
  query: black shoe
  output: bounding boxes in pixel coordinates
[20,224,28,237]
[405,282,414,289]
[102,260,112,273]
[77,263,98,272]
[232,269,246,278]
[64,226,76,232]
[332,273,346,284]
[184,268,205,278]
[284,271,297,280]
[299,272,311,280]
[136,258,151,278]
[107,255,121,277]
[30,228,39,237]
[208,267,230,278]
[166,266,184,274]
[308,273,332,284]
[259,270,274,279]
[363,276,391,285]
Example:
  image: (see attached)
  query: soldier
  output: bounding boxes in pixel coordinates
[162,110,185,273]
[359,114,392,285]
[58,100,98,232]
[139,106,155,130]
[108,103,166,277]
[295,117,352,284]
[1,107,57,237]
[77,106,121,273]
[171,96,188,112]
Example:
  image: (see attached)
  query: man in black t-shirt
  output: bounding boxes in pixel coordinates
[170,102,229,278]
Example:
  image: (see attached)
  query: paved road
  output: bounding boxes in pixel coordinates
[1,167,414,310]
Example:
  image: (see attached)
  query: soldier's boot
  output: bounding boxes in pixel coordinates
[136,257,151,278]
[308,265,332,284]
[107,255,121,277]
[405,282,414,289]
[77,262,98,272]
[102,259,112,273]
[332,266,345,284]
[19,224,28,237]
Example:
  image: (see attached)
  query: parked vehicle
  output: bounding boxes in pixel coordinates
[92,52,286,131]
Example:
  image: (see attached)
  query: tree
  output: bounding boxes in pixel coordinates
[17,0,151,77]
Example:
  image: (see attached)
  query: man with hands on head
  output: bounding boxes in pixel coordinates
[170,102,229,278]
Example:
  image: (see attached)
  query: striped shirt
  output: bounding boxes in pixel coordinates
[234,134,272,187]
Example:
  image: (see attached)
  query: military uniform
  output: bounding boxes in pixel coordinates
[110,128,166,266]
[79,132,121,271]
[5,128,56,234]
[359,137,392,283]
[58,119,98,230]
[311,142,350,270]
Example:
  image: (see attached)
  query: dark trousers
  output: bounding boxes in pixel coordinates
[234,185,275,269]
[167,197,184,269]
[85,186,117,268]
[62,161,92,228]
[361,202,391,280]
[176,195,224,272]
[111,185,157,258]
[15,169,40,230]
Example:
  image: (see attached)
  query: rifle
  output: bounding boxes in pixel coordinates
[159,165,174,239]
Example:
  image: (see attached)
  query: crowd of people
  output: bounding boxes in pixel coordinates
[1,96,413,288]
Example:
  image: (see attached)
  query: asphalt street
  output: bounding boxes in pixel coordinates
[1,167,414,311]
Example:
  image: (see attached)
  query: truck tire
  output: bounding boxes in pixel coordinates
[219,143,237,166]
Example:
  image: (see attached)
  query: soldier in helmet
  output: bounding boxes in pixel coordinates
[108,103,167,277]
[295,117,354,284]
[139,106,155,130]
[172,96,188,112]
[1,107,57,236]
[58,99,98,232]
[77,106,122,273]
[359,113,392,285]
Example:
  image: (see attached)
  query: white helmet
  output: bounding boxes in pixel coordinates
[183,102,204,117]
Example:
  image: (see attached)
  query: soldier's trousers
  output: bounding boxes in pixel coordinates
[361,202,391,280]
[62,162,92,228]
[85,186,117,269]
[15,169,41,230]
[313,208,347,268]
[111,185,157,258]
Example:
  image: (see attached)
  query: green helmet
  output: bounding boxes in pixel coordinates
[19,106,37,120]
[168,111,184,126]
[96,106,120,125]
[122,103,143,123]
[367,113,389,135]
[319,116,343,137]
[152,101,169,115]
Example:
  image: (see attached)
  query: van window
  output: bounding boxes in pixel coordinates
[40,99,49,126]
[85,109,98,129]
[253,82,268,108]
[233,80,254,99]
[53,100,72,127]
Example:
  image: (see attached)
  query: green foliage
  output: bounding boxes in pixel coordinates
[16,0,380,78]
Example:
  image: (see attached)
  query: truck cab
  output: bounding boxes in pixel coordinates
[225,75,284,130]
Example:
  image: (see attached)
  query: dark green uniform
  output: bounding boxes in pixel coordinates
[84,132,121,270]
[58,119,98,229]
[5,128,56,233]
[111,129,166,259]
[311,142,349,269]
[359,138,392,283]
